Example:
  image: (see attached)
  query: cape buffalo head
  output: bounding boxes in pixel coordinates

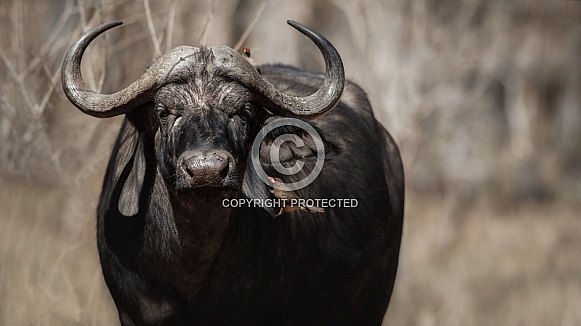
[62,21,344,202]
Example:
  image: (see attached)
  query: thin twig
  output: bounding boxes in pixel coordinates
[233,0,270,52]
[111,31,150,54]
[35,64,61,116]
[85,267,101,317]
[20,0,75,80]
[165,0,176,52]
[13,0,25,71]
[77,0,88,30]
[0,48,36,110]
[197,0,218,46]
[144,0,162,57]
[95,28,107,93]
[327,0,367,50]
[60,267,82,322]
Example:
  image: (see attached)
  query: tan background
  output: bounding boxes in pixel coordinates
[1,0,580,325]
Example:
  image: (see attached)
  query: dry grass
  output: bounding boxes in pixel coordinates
[0,178,118,325]
[1,0,580,325]
[387,194,581,325]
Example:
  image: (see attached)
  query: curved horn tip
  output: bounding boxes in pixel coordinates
[95,20,123,32]
[84,20,123,34]
[287,20,307,32]
[106,20,123,27]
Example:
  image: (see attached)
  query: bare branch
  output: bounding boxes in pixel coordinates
[35,64,61,116]
[0,48,37,110]
[20,0,75,80]
[197,0,218,46]
[233,0,269,52]
[144,0,162,57]
[165,0,176,52]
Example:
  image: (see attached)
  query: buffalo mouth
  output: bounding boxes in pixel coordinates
[177,185,237,202]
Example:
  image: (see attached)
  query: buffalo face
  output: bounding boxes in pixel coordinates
[152,76,263,200]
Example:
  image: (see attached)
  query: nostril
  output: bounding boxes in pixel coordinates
[182,161,194,177]
[219,161,230,180]
[213,153,230,180]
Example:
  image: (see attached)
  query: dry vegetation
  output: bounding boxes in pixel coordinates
[1,0,580,325]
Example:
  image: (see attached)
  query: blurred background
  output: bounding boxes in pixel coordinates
[1,0,580,324]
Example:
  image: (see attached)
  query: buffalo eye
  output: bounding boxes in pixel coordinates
[156,105,171,124]
[230,103,253,122]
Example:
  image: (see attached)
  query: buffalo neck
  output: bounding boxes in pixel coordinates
[171,195,234,247]
[165,193,235,290]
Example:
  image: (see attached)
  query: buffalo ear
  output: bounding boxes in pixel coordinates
[118,136,146,216]
[107,118,147,217]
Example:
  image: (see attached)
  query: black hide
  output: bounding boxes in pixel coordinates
[96,63,404,325]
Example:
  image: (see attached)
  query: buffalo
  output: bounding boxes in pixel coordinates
[62,20,404,325]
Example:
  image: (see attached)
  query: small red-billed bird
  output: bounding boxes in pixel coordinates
[268,176,325,217]
[242,47,261,74]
